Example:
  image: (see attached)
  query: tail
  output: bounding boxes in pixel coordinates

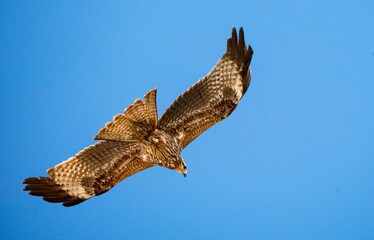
[93,88,158,142]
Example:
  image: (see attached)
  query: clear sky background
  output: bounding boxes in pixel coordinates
[1,1,373,239]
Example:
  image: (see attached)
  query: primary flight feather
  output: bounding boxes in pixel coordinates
[23,27,254,207]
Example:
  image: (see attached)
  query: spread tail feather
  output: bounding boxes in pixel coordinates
[93,88,158,142]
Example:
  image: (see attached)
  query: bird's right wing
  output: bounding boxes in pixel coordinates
[24,89,160,207]
[23,140,155,207]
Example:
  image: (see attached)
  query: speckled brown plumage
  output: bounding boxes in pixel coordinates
[158,27,253,148]
[23,27,253,207]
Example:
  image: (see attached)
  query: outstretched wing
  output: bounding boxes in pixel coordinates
[23,141,155,207]
[158,27,253,149]
[24,89,159,207]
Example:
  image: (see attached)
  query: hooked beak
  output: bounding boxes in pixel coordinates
[183,173,187,178]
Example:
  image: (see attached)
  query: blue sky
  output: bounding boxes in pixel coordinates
[1,1,373,239]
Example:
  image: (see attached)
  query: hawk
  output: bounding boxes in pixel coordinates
[23,27,253,207]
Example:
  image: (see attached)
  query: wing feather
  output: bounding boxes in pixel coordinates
[158,27,253,149]
[23,141,155,206]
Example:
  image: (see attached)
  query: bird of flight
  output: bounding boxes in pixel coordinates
[23,27,253,207]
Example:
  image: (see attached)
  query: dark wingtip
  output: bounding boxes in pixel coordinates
[226,26,253,65]
[63,199,86,207]
[23,176,86,207]
[247,44,254,65]
[226,37,232,55]
[223,27,254,94]
[231,27,238,54]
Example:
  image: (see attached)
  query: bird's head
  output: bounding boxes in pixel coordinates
[149,129,186,176]
[175,157,187,177]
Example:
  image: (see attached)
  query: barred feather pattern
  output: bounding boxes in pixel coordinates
[23,27,253,207]
[24,141,155,207]
[93,89,158,142]
[159,27,253,148]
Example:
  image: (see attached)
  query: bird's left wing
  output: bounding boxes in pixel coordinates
[158,27,253,149]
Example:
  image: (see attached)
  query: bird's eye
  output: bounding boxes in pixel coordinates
[150,137,159,143]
